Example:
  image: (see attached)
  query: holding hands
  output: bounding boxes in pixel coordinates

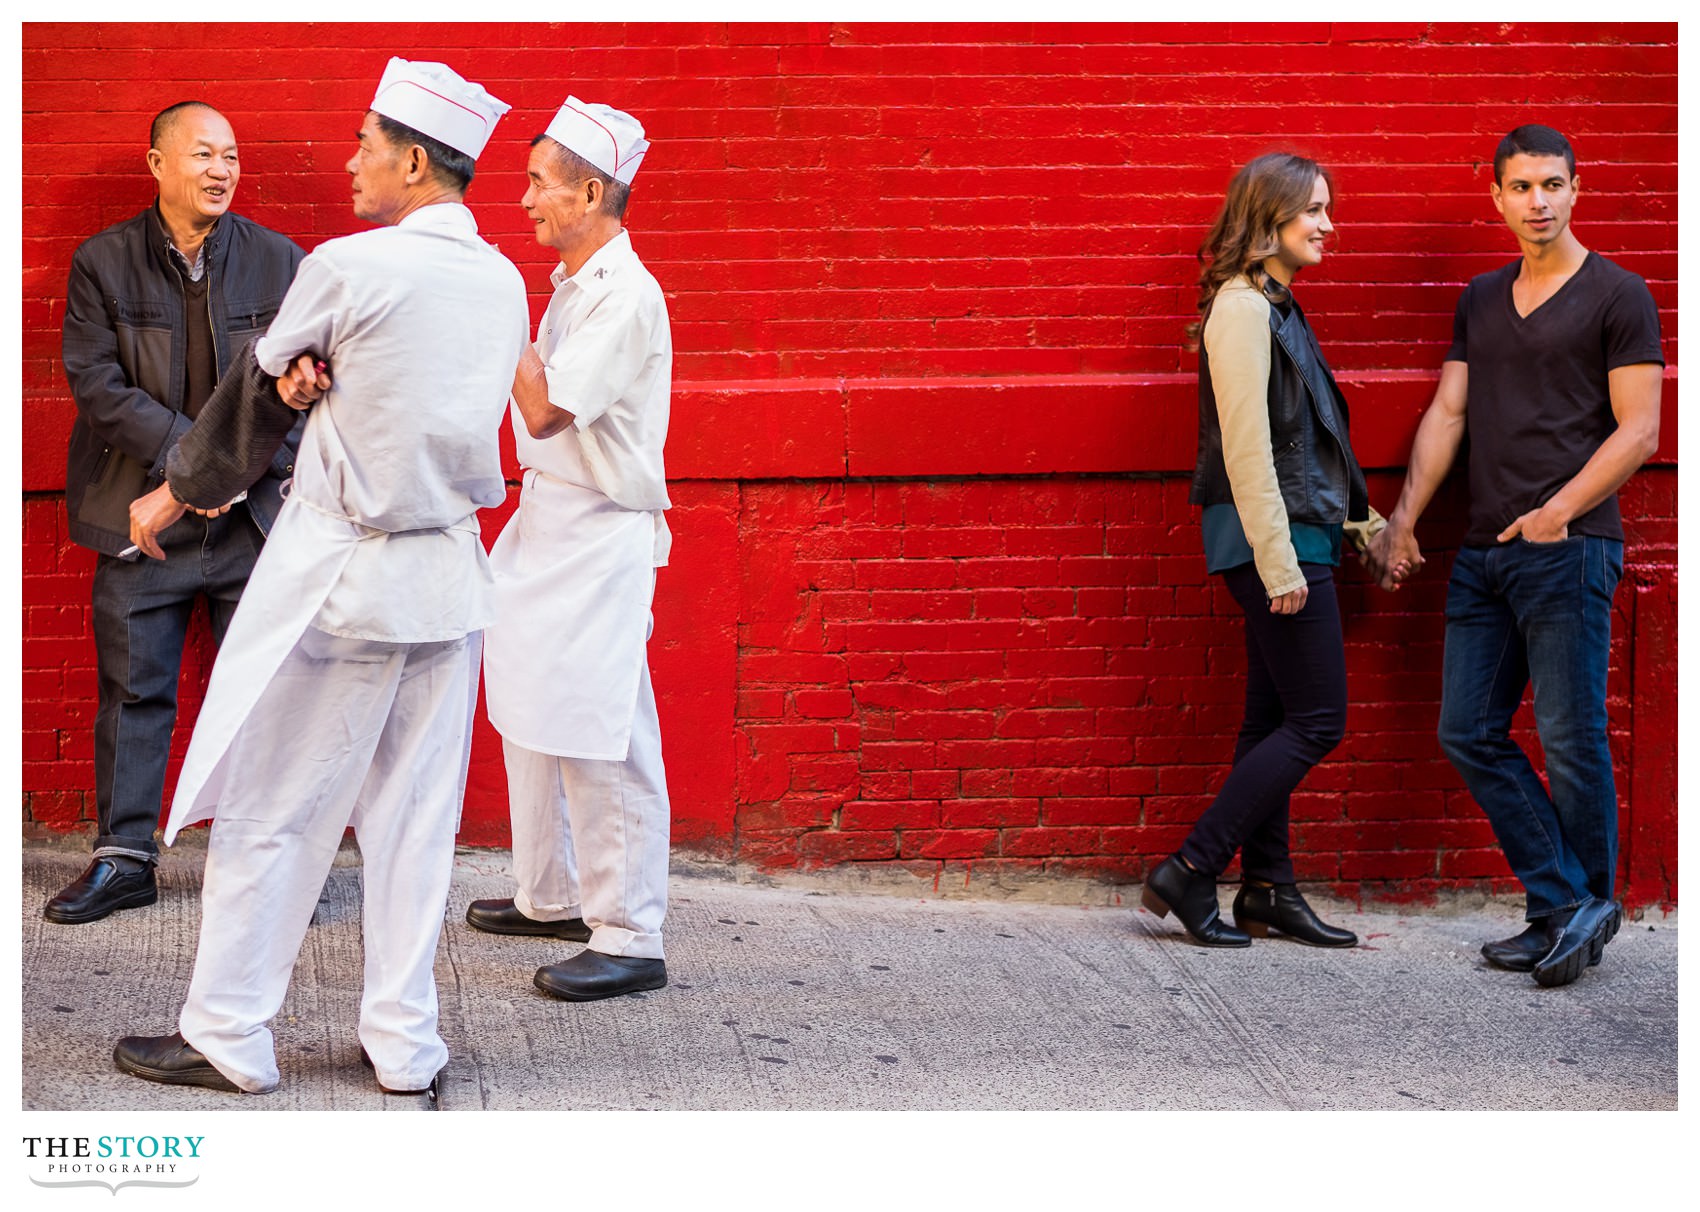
[1365,523,1423,591]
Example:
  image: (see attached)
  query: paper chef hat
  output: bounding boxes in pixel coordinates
[544,97,649,185]
[370,57,511,159]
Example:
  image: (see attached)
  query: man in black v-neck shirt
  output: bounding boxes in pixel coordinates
[1368,125,1665,987]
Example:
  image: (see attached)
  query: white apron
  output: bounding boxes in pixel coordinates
[161,494,485,842]
[484,470,654,761]
[162,497,363,842]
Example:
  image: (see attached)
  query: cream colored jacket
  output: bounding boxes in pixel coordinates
[1202,276,1383,598]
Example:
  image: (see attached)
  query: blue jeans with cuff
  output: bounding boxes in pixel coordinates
[1437,536,1624,920]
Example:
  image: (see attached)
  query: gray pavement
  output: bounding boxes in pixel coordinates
[22,836,1677,1111]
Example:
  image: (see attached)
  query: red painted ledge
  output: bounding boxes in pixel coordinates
[21,369,1677,491]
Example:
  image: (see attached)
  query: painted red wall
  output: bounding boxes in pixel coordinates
[20,23,1678,908]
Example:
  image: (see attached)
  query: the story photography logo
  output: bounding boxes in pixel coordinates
[22,1131,205,1195]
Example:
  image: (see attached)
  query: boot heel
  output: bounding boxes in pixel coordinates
[1140,885,1172,919]
[1237,917,1270,938]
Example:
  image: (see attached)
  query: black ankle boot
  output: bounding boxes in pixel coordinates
[1141,855,1251,947]
[1231,882,1357,947]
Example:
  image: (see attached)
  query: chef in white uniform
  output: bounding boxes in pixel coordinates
[113,59,527,1097]
[468,96,675,1003]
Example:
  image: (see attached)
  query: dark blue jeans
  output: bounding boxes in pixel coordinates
[90,509,261,859]
[1437,537,1624,919]
[1180,563,1347,882]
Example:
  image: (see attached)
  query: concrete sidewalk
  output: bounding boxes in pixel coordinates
[22,836,1677,1111]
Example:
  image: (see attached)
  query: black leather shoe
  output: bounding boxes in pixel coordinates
[113,1032,240,1092]
[1533,898,1622,988]
[1481,913,1568,972]
[1232,882,1357,947]
[358,1046,440,1101]
[465,898,591,942]
[1587,901,1622,967]
[44,858,157,924]
[534,950,668,1001]
[1140,855,1251,947]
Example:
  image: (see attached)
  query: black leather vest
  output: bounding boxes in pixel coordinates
[1188,290,1370,526]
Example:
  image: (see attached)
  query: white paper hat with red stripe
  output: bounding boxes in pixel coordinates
[370,57,511,159]
[544,96,649,184]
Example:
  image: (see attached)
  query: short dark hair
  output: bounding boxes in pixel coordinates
[151,101,220,150]
[1494,125,1576,183]
[531,134,631,220]
[372,112,475,193]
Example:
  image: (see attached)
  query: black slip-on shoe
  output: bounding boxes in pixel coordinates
[1481,914,1566,972]
[44,858,157,925]
[465,898,591,942]
[113,1032,241,1092]
[534,950,668,1001]
[1533,898,1620,988]
[358,1046,440,1102]
[1586,901,1622,967]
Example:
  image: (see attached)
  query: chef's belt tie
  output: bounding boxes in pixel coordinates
[295,494,480,542]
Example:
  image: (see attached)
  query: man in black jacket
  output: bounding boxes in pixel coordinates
[46,101,304,925]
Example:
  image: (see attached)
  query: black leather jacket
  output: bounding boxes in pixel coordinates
[62,204,304,556]
[1189,289,1370,526]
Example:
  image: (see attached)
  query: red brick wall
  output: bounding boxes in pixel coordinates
[21,23,1678,908]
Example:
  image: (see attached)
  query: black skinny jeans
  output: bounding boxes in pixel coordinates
[1179,562,1347,883]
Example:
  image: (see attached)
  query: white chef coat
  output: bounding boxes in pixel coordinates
[484,229,673,759]
[166,202,528,840]
[255,203,521,641]
[517,228,672,564]
[164,201,527,1092]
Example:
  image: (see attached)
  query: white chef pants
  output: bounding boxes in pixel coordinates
[507,658,670,960]
[178,626,472,1094]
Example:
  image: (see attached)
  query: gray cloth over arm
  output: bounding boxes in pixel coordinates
[164,337,302,510]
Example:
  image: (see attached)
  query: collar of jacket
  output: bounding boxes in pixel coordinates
[1268,296,1349,447]
[145,201,227,274]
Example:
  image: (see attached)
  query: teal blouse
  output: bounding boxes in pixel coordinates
[1202,505,1342,575]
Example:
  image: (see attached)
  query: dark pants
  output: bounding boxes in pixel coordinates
[90,508,261,858]
[1437,537,1623,919]
[1180,562,1347,882]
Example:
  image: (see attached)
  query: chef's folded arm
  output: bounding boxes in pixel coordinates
[164,337,305,511]
[511,341,576,439]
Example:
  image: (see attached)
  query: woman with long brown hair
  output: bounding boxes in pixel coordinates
[1141,152,1397,948]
